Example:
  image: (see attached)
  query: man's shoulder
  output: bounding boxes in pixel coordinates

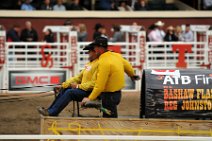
[100,51,123,61]
[110,51,122,58]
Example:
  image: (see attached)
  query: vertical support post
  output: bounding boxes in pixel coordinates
[0,30,6,93]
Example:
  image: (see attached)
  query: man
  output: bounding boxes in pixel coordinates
[82,36,138,118]
[182,24,194,42]
[53,0,66,11]
[20,21,38,42]
[21,0,35,10]
[109,24,125,42]
[40,0,53,10]
[66,0,84,10]
[37,43,98,116]
[148,21,165,42]
[6,24,21,42]
[203,0,212,10]
[134,0,149,11]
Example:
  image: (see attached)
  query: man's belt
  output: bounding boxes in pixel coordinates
[102,90,121,94]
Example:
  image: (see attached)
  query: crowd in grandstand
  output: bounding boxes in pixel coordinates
[0,0,179,11]
[147,21,194,42]
[0,0,211,11]
[3,19,198,43]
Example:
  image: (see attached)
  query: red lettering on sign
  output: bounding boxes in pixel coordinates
[15,76,57,85]
[172,44,192,68]
[15,76,26,85]
[50,76,60,84]
[40,45,53,68]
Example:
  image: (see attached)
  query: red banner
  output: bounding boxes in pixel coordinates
[0,33,5,69]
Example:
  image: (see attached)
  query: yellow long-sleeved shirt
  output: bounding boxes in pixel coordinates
[88,51,135,100]
[62,59,98,91]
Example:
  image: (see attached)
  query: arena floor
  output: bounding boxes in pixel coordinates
[0,91,140,134]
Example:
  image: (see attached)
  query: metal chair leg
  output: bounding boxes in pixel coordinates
[77,101,80,117]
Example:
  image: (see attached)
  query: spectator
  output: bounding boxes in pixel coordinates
[203,0,212,10]
[14,0,22,10]
[66,0,84,10]
[0,25,5,31]
[111,1,119,11]
[77,23,87,41]
[79,0,91,10]
[181,24,194,42]
[118,0,133,11]
[20,21,38,42]
[92,23,108,40]
[40,0,53,10]
[6,24,21,42]
[97,0,112,10]
[148,21,165,42]
[53,0,66,11]
[43,28,54,43]
[100,26,108,38]
[146,24,154,41]
[110,24,125,42]
[134,0,149,11]
[21,0,35,10]
[63,19,77,31]
[131,0,137,9]
[164,26,178,42]
[31,0,43,10]
[175,25,183,41]
[93,23,103,40]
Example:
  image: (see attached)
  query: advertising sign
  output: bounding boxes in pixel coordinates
[141,69,212,119]
[9,70,66,91]
[69,32,77,64]
[0,31,5,68]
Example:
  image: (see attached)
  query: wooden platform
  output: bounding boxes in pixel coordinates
[41,116,212,138]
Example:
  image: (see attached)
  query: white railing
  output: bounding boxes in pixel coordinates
[2,40,211,92]
[145,42,209,69]
[4,41,210,72]
[5,42,71,69]
[77,42,140,70]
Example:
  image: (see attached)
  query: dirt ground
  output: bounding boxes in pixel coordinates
[0,91,140,134]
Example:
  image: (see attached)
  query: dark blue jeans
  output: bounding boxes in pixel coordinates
[48,88,90,116]
[101,91,121,118]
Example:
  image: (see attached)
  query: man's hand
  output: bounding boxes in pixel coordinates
[81,97,90,106]
[54,86,61,94]
[131,75,140,81]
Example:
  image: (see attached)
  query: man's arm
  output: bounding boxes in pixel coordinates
[88,60,110,100]
[78,70,97,91]
[122,57,140,81]
[122,58,135,77]
[61,70,84,88]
